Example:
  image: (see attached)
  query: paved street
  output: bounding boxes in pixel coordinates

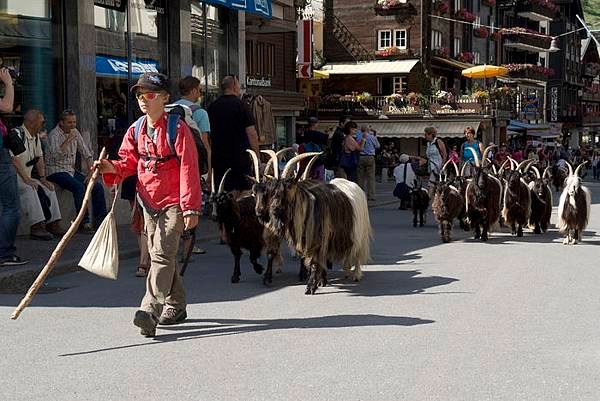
[1,181,600,401]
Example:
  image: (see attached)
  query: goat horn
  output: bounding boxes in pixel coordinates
[440,159,452,175]
[246,150,261,182]
[466,147,481,167]
[574,161,588,177]
[530,166,541,179]
[498,159,510,176]
[301,153,324,180]
[450,161,459,177]
[565,161,574,177]
[211,170,216,194]
[516,159,532,172]
[482,145,496,166]
[261,149,279,179]
[491,165,498,175]
[281,152,321,179]
[217,168,232,194]
[542,166,551,179]
[507,156,518,170]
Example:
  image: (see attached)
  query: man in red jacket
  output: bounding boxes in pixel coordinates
[96,73,201,337]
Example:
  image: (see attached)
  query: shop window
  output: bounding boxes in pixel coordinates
[1,0,50,18]
[394,30,407,49]
[378,76,406,95]
[94,0,168,157]
[0,0,62,128]
[378,30,392,50]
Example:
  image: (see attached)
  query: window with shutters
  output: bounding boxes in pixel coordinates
[431,30,442,49]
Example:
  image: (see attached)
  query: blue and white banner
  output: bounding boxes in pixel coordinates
[96,55,159,77]
[201,0,271,18]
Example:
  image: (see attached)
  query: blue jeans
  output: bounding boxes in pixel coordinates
[47,171,107,226]
[0,149,20,259]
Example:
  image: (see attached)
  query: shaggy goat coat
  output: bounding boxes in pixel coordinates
[557,176,592,235]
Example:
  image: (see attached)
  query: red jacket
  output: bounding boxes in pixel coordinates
[103,113,201,215]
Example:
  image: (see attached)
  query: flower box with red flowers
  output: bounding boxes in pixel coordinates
[433,47,449,58]
[516,0,558,19]
[435,0,450,13]
[482,0,496,6]
[473,27,489,38]
[375,47,403,58]
[500,27,552,51]
[503,63,555,80]
[456,51,474,64]
[456,8,477,22]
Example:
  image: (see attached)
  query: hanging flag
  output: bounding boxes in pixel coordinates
[297,19,313,79]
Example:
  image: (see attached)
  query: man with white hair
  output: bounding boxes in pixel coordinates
[393,153,416,210]
[11,110,63,240]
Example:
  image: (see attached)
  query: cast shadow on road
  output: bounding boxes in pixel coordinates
[59,313,435,357]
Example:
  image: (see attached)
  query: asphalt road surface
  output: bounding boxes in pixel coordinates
[1,181,600,401]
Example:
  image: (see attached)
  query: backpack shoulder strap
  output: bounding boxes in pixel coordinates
[166,114,180,159]
[188,104,201,113]
[403,163,407,181]
[133,116,146,143]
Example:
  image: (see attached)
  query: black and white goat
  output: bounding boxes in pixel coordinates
[558,162,592,245]
[253,152,372,295]
[432,160,464,242]
[527,166,553,234]
[501,158,532,237]
[464,146,503,241]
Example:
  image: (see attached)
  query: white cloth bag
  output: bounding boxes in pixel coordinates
[78,186,120,280]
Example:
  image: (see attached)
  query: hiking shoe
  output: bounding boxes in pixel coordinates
[158,307,187,325]
[192,246,206,254]
[0,255,29,267]
[133,310,158,337]
[30,224,54,241]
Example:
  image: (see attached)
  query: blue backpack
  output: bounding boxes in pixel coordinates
[133,114,181,163]
[303,141,321,153]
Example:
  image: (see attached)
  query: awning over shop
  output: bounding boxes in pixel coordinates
[318,60,419,75]
[368,120,482,138]
[201,0,271,18]
[96,56,158,78]
[507,120,555,136]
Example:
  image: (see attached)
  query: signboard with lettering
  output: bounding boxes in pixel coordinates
[246,76,272,87]
[550,86,558,122]
[429,102,482,115]
[94,0,127,12]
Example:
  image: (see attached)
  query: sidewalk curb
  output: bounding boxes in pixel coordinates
[0,234,220,292]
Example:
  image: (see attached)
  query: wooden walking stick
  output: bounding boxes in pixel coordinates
[11,148,108,320]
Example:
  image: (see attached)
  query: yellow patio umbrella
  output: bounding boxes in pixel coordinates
[461,65,509,79]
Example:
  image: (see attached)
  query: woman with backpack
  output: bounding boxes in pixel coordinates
[339,121,365,182]
[393,154,416,210]
[460,126,483,177]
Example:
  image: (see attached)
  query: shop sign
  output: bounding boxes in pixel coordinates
[550,86,559,122]
[202,0,272,18]
[246,76,272,87]
[96,56,159,77]
[297,19,312,79]
[94,0,127,12]
[429,102,482,115]
[141,0,165,15]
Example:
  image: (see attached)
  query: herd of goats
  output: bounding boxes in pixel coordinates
[209,145,592,295]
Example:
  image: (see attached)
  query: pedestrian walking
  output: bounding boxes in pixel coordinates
[299,117,328,181]
[0,67,28,267]
[175,75,211,255]
[10,110,63,240]
[96,72,201,337]
[326,115,350,179]
[45,109,107,233]
[339,121,365,182]
[208,75,260,194]
[592,149,600,180]
[424,126,447,186]
[448,145,460,165]
[357,125,380,201]
[460,126,482,176]
[393,154,416,210]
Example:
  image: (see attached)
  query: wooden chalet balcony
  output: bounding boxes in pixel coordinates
[515,1,556,22]
[503,31,552,52]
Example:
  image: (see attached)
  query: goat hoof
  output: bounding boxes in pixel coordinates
[231,276,240,283]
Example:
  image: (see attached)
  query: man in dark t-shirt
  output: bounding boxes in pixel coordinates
[208,76,260,192]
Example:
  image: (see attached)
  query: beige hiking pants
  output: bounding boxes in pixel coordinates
[141,206,186,318]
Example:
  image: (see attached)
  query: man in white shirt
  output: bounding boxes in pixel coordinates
[11,110,62,240]
[45,109,107,233]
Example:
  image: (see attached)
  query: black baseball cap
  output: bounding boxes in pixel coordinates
[131,72,170,94]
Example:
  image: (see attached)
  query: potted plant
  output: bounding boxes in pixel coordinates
[456,51,474,64]
[433,47,449,58]
[473,27,489,39]
[435,0,450,13]
[456,8,477,22]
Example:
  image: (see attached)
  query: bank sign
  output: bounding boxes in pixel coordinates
[94,0,127,12]
[202,0,271,18]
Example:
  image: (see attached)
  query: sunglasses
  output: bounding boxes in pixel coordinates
[135,92,160,101]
